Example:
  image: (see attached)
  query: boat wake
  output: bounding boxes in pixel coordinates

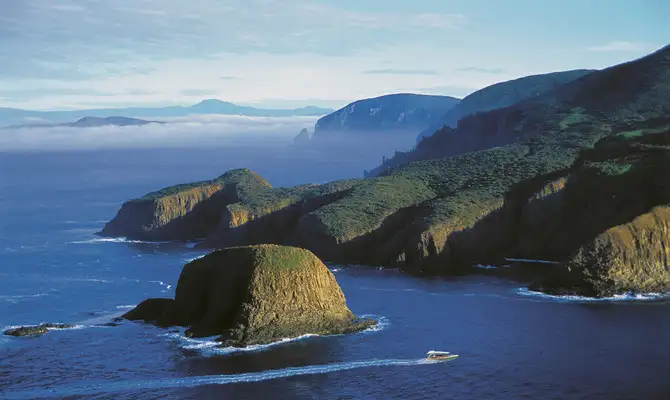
[516,288,670,302]
[3,358,432,398]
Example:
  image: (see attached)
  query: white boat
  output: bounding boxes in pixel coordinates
[426,350,459,361]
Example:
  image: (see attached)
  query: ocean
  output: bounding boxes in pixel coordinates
[1,147,668,399]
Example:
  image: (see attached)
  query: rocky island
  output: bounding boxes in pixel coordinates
[4,323,76,337]
[102,46,670,298]
[124,245,374,346]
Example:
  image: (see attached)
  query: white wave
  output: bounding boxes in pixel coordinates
[0,293,51,303]
[2,357,429,398]
[116,305,137,309]
[47,324,86,331]
[505,258,560,265]
[359,315,389,333]
[2,324,85,333]
[184,254,207,263]
[68,237,171,245]
[516,288,670,302]
[330,268,341,272]
[0,293,50,299]
[149,280,173,291]
[167,315,387,356]
[62,277,112,284]
[166,331,320,356]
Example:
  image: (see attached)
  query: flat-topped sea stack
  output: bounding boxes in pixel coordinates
[124,245,374,346]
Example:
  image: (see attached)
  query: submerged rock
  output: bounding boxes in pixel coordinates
[4,323,75,337]
[124,245,374,346]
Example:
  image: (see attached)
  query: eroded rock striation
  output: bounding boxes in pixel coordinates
[531,207,670,297]
[124,245,374,346]
[100,168,271,241]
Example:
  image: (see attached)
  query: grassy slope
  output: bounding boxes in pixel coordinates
[136,168,270,201]
[372,46,669,176]
[416,69,594,142]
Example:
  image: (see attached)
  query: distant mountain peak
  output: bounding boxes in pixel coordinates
[193,99,235,107]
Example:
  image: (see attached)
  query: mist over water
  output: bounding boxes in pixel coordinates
[0,114,320,152]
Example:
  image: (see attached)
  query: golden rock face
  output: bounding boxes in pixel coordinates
[567,206,670,296]
[124,245,375,346]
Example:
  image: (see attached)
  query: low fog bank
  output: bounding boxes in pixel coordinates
[0,115,319,152]
[1,117,423,189]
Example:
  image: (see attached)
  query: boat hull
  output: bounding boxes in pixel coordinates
[426,354,459,361]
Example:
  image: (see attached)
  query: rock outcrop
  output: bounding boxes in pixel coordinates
[293,128,311,146]
[124,245,374,346]
[531,207,670,296]
[4,323,75,337]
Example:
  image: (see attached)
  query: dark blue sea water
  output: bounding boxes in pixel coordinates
[1,148,669,399]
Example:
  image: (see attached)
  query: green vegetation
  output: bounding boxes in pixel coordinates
[106,45,670,287]
[558,107,591,129]
[136,168,269,201]
[227,179,360,218]
[250,244,314,271]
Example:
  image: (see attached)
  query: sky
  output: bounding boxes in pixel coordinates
[1,0,668,111]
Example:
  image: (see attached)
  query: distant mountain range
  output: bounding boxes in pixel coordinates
[0,99,334,127]
[416,69,595,142]
[6,116,162,129]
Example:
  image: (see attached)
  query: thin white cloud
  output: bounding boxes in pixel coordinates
[1,44,523,110]
[363,69,439,76]
[0,1,472,109]
[0,115,318,151]
[588,41,660,53]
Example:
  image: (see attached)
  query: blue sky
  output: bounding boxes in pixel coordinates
[1,0,668,110]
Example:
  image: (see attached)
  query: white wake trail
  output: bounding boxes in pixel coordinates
[4,358,436,398]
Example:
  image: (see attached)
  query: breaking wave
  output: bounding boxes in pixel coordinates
[166,314,388,356]
[166,331,320,356]
[516,288,670,302]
